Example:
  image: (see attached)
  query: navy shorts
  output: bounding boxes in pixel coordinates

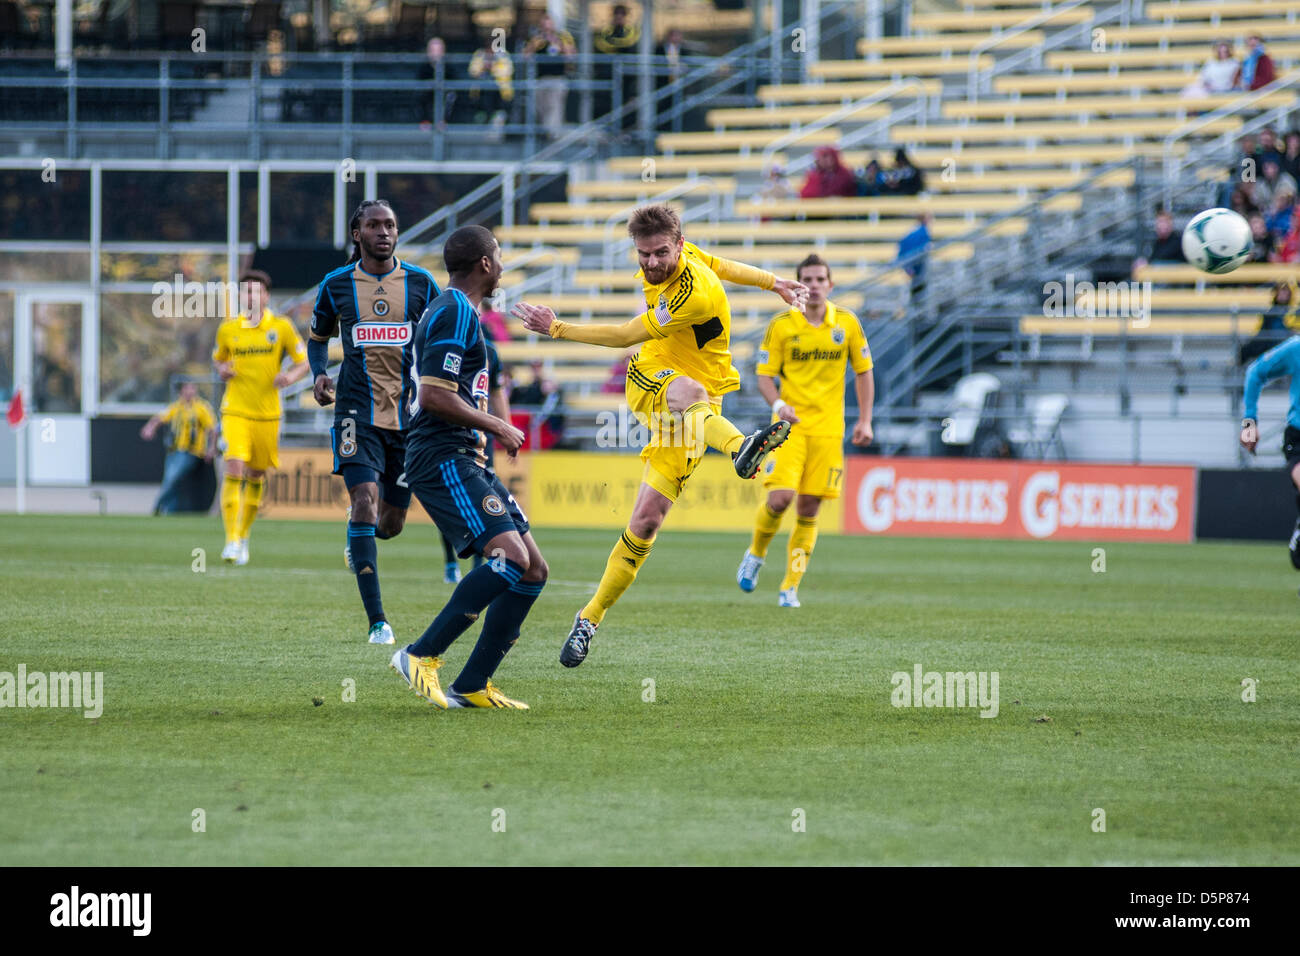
[331,420,412,510]
[1284,426,1300,474]
[408,452,529,558]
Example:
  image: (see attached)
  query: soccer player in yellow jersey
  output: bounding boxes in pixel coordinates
[211,270,309,564]
[737,254,875,606]
[513,203,808,667]
[140,381,216,515]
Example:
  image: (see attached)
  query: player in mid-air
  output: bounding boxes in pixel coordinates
[390,224,545,709]
[1240,334,1300,578]
[513,203,808,667]
[308,200,441,646]
[737,253,875,607]
[212,269,309,565]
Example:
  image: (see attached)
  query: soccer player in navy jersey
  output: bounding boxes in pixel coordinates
[390,225,545,709]
[307,200,441,646]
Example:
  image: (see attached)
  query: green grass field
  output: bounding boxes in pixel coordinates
[1,514,1297,865]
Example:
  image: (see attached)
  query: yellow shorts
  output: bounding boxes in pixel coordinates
[221,414,281,472]
[625,357,720,504]
[762,429,845,499]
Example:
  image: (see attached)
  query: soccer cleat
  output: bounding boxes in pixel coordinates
[235,539,250,566]
[1290,519,1300,570]
[778,588,800,608]
[368,621,395,645]
[561,611,598,668]
[737,550,764,592]
[446,681,529,709]
[390,647,448,708]
[443,561,461,584]
[221,541,240,565]
[733,420,792,479]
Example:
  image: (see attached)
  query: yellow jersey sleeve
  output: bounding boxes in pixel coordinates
[844,312,874,373]
[158,400,181,424]
[278,316,308,365]
[755,315,788,378]
[212,323,231,362]
[683,241,775,291]
[197,400,216,429]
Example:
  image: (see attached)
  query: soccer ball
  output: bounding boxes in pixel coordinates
[1181,208,1253,274]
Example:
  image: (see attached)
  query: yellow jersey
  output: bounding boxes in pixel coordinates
[212,310,307,421]
[636,241,742,397]
[159,397,216,456]
[756,301,873,437]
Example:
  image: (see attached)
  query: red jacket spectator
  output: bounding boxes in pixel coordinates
[1235,35,1276,90]
[800,146,857,199]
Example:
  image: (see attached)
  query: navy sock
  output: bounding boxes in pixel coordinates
[408,558,527,658]
[349,521,385,626]
[452,578,546,694]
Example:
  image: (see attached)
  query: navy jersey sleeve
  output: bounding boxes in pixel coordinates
[487,340,502,391]
[417,298,479,390]
[310,274,341,342]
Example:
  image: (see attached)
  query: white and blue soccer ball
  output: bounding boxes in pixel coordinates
[1181,207,1253,274]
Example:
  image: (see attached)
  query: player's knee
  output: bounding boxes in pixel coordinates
[796,495,822,519]
[378,511,405,538]
[768,490,794,513]
[523,556,549,583]
[666,377,707,412]
[1291,463,1300,490]
[486,536,529,570]
[629,513,663,539]
[350,487,378,523]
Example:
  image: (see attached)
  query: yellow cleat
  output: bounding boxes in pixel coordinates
[446,680,530,710]
[390,648,448,709]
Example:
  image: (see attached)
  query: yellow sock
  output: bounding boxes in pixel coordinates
[221,476,243,544]
[581,528,655,625]
[237,477,265,540]
[750,502,784,559]
[781,516,818,591]
[682,401,745,456]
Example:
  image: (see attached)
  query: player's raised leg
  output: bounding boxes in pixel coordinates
[670,376,791,479]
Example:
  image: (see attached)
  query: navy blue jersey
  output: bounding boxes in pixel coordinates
[408,287,492,466]
[309,257,440,431]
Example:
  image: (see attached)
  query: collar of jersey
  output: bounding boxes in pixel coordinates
[356,258,401,280]
[238,309,271,328]
[800,301,837,330]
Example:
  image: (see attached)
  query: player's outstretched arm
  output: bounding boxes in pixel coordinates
[692,244,809,310]
[513,302,651,349]
[1241,338,1300,451]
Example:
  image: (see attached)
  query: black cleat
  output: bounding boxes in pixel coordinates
[733,420,792,479]
[1290,519,1300,571]
[561,611,598,668]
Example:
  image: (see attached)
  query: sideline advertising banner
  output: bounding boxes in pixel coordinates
[844,457,1196,542]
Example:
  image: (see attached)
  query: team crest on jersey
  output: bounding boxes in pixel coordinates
[655,294,672,326]
[339,439,356,456]
[443,353,462,374]
[373,299,390,317]
[831,327,845,344]
[355,322,411,347]
[266,330,278,343]
[758,349,769,365]
[765,458,776,474]
[482,495,506,516]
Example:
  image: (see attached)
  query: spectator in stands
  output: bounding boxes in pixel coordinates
[417,37,457,129]
[1239,281,1299,365]
[1273,196,1300,262]
[1282,130,1300,184]
[1132,210,1185,273]
[602,353,633,393]
[511,359,566,439]
[896,212,932,299]
[755,164,795,206]
[525,14,576,139]
[656,28,687,84]
[1252,159,1299,213]
[857,156,886,197]
[800,145,857,199]
[140,382,216,515]
[595,4,640,131]
[1235,35,1276,92]
[468,36,514,140]
[885,148,925,196]
[1265,187,1296,242]
[1182,41,1239,96]
[480,300,512,343]
[1248,213,1274,263]
[1229,182,1257,219]
[1256,127,1284,168]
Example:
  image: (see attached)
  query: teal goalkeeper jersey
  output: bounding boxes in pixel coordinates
[1244,335,1300,430]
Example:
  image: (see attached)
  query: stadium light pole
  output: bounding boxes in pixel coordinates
[55,0,72,71]
[637,1,654,147]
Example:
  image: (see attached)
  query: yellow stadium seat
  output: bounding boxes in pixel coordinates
[912,8,1093,30]
[1102,21,1300,44]
[1146,1,1300,19]
[1021,315,1263,335]
[568,178,735,199]
[1048,43,1300,69]
[810,56,994,80]
[891,117,1241,143]
[758,79,943,103]
[857,32,1044,55]
[733,194,1084,218]
[531,201,685,224]
[942,91,1297,119]
[704,103,890,128]
[1136,263,1300,284]
[605,155,781,175]
[994,71,1197,94]
[656,129,839,153]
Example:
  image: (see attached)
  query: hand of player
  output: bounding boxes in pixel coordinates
[216,361,235,381]
[777,404,800,425]
[512,302,557,336]
[313,373,336,406]
[140,423,156,441]
[772,278,810,312]
[851,419,874,447]
[273,372,292,388]
[1241,422,1259,454]
[492,418,527,458]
